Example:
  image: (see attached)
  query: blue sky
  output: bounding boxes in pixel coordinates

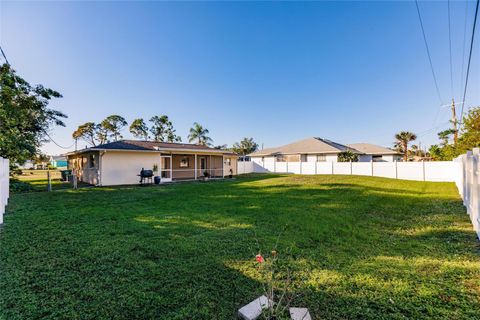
[1,1,479,155]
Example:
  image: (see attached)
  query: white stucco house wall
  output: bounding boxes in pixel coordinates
[248,137,402,165]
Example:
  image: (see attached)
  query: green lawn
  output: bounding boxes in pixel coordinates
[1,174,479,319]
[12,170,88,192]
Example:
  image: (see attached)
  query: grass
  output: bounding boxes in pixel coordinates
[1,174,479,319]
[12,170,87,192]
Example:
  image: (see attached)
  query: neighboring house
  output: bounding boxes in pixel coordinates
[65,140,237,186]
[248,137,402,164]
[50,156,68,168]
[18,160,35,170]
[346,143,402,162]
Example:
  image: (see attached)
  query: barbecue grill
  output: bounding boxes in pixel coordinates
[138,168,154,185]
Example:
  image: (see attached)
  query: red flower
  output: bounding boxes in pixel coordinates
[256,254,265,263]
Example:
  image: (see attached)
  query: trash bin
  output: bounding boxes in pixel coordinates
[60,170,72,181]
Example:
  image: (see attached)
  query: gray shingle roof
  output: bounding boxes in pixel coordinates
[67,140,236,155]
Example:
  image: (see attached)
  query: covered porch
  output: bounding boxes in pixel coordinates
[159,153,233,182]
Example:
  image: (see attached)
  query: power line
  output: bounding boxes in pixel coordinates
[44,132,76,150]
[448,0,454,98]
[460,0,480,123]
[415,0,444,104]
[461,0,469,97]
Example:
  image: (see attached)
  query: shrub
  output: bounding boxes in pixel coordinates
[9,179,34,192]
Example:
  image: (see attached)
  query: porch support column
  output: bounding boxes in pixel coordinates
[222,155,225,178]
[159,154,163,180]
[194,154,197,180]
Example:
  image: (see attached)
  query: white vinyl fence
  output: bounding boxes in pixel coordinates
[0,158,9,225]
[237,160,456,182]
[454,149,480,239]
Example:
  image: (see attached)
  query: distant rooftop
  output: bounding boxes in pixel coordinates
[249,137,356,156]
[347,143,400,155]
[249,138,401,157]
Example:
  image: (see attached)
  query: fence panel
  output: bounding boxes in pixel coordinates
[275,162,287,173]
[0,158,9,225]
[454,149,480,239]
[373,162,396,179]
[352,162,372,176]
[333,162,351,175]
[301,162,316,175]
[424,161,458,182]
[397,162,424,180]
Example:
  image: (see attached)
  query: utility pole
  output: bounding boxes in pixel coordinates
[451,98,458,145]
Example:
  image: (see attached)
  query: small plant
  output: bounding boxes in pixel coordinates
[229,168,233,178]
[152,163,158,173]
[251,229,303,320]
[203,171,210,178]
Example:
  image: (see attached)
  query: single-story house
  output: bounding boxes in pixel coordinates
[248,137,402,164]
[49,155,68,168]
[65,140,237,186]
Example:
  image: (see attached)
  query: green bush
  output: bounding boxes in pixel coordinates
[9,179,34,192]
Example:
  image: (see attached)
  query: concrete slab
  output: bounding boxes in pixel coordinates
[289,307,312,320]
[238,295,270,320]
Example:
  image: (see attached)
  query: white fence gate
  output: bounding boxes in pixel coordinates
[454,149,480,239]
[0,157,9,225]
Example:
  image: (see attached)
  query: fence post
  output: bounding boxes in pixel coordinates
[371,160,374,176]
[315,161,317,175]
[467,151,473,214]
[394,160,398,179]
[350,161,353,175]
[300,161,302,174]
[422,160,425,181]
[331,161,334,175]
[0,158,10,225]
[286,161,288,173]
[472,149,480,236]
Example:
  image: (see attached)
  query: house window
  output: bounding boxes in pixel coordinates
[372,155,383,162]
[285,155,300,162]
[276,155,286,162]
[180,157,189,168]
[316,154,326,162]
[89,154,96,168]
[225,158,231,166]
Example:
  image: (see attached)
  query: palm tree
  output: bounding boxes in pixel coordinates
[395,131,417,161]
[188,122,213,146]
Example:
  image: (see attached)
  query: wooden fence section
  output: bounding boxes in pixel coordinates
[0,157,9,225]
[454,149,480,239]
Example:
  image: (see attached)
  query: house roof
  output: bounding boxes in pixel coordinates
[347,143,400,155]
[249,137,358,156]
[65,140,236,156]
[50,155,67,161]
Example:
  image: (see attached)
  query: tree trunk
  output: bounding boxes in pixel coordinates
[403,142,408,161]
